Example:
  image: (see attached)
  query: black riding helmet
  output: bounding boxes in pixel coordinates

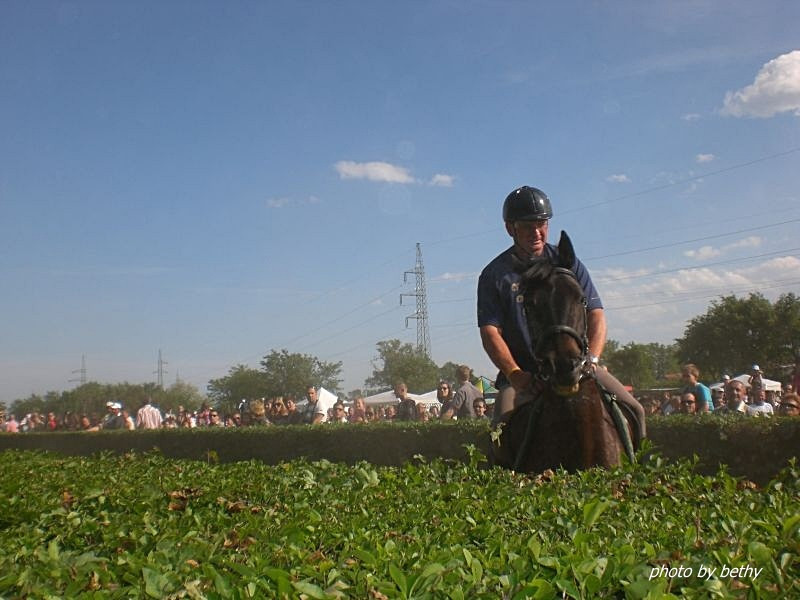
[503,186,553,222]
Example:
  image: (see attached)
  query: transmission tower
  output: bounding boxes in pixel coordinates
[69,354,87,386]
[400,243,432,357]
[154,349,168,389]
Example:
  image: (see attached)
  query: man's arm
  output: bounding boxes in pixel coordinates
[480,325,531,391]
[587,308,606,358]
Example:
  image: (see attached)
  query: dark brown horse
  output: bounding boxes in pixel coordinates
[492,231,643,473]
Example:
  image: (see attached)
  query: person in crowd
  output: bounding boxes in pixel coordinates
[711,388,725,410]
[78,415,94,430]
[100,402,124,430]
[230,412,243,427]
[121,409,136,430]
[163,414,178,428]
[179,412,194,428]
[778,392,800,416]
[473,399,489,420]
[136,397,163,430]
[330,402,348,423]
[393,381,417,421]
[284,396,302,425]
[384,405,397,421]
[681,364,714,412]
[747,383,773,417]
[46,412,58,431]
[300,385,328,424]
[365,407,376,422]
[749,364,764,390]
[4,414,19,433]
[718,380,748,415]
[477,185,644,434]
[657,392,677,416]
[436,381,453,414]
[441,365,483,420]
[415,402,430,422]
[196,403,212,427]
[679,392,697,415]
[349,396,367,423]
[210,409,228,426]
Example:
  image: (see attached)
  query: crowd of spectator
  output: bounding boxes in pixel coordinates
[4,360,798,434]
[1,365,494,433]
[638,362,800,419]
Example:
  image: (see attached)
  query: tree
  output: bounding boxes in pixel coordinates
[437,361,461,385]
[604,342,655,389]
[259,349,342,398]
[159,381,205,414]
[366,339,439,393]
[207,365,269,413]
[675,293,800,378]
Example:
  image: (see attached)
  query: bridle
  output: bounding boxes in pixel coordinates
[525,267,592,391]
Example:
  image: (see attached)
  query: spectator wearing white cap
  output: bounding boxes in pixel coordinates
[100,402,124,430]
[748,364,764,390]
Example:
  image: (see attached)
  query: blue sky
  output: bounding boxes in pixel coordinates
[2,1,799,401]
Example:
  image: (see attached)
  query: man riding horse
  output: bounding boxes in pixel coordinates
[478,186,645,452]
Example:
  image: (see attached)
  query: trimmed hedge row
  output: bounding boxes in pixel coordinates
[1,416,797,483]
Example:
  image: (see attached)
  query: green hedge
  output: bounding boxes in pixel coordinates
[1,417,798,483]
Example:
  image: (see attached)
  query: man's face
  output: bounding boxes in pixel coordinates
[729,383,746,404]
[474,402,486,415]
[680,393,696,414]
[307,388,317,403]
[752,386,766,404]
[506,219,549,257]
[394,383,408,399]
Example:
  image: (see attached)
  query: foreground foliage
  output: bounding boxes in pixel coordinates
[0,449,797,599]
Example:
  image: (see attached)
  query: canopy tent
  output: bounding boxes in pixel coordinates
[363,389,440,407]
[475,376,499,397]
[709,374,782,392]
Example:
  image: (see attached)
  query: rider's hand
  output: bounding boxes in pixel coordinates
[508,369,532,393]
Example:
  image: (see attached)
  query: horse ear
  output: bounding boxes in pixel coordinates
[557,231,576,268]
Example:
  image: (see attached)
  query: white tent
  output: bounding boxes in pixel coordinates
[363,390,399,405]
[363,389,439,406]
[710,374,782,392]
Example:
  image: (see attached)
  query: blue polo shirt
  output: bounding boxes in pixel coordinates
[477,244,602,386]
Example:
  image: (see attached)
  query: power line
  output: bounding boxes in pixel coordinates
[605,278,800,311]
[595,247,800,284]
[584,218,800,262]
[560,146,800,216]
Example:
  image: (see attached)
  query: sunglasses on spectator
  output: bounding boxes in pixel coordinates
[781,402,799,409]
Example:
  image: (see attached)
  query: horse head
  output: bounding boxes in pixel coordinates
[515,231,589,394]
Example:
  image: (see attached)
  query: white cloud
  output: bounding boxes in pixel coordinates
[684,245,721,260]
[721,50,800,118]
[726,236,762,250]
[266,195,320,209]
[335,160,415,183]
[606,174,631,183]
[682,113,701,121]
[598,255,800,343]
[429,173,455,187]
[266,197,290,208]
[432,271,478,284]
[695,153,715,163]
